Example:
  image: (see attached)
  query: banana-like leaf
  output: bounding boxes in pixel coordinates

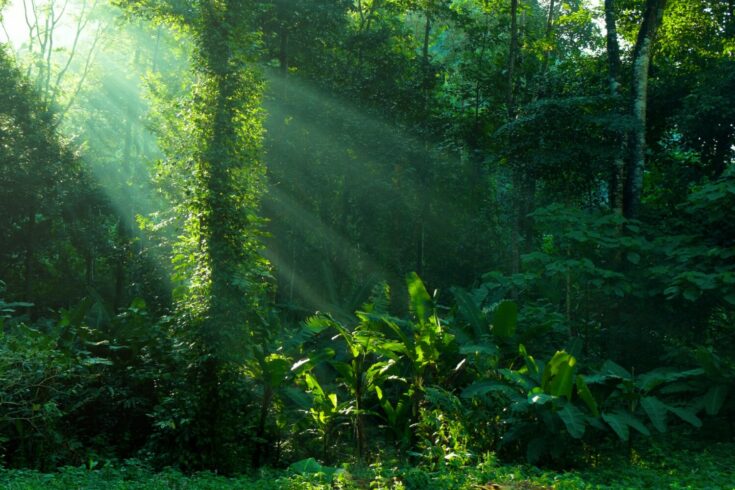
[637,368,705,392]
[283,386,313,410]
[666,405,702,428]
[331,361,356,386]
[459,342,498,356]
[265,356,291,387]
[641,396,668,432]
[492,300,517,338]
[703,385,729,416]
[452,287,487,339]
[576,375,599,416]
[406,272,431,326]
[613,410,650,436]
[528,392,556,405]
[602,412,630,441]
[461,380,520,399]
[304,373,325,398]
[586,360,631,384]
[519,344,540,380]
[558,403,586,439]
[498,368,535,391]
[542,351,576,399]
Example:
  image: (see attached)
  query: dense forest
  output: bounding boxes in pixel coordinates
[0,0,734,488]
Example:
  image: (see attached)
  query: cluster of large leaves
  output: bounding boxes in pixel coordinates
[292,274,455,456]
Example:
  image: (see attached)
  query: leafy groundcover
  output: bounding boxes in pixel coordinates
[1,442,733,490]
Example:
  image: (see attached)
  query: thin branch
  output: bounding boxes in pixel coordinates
[55,20,102,126]
[52,0,96,105]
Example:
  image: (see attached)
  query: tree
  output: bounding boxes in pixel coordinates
[623,0,668,219]
[115,0,268,471]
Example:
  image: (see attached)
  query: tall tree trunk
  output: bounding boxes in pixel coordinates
[416,8,432,277]
[278,25,289,75]
[604,0,625,214]
[535,0,556,99]
[507,0,519,120]
[24,206,35,313]
[195,0,265,471]
[624,0,668,219]
[508,0,521,277]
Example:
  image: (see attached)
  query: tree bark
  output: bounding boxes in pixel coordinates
[604,0,625,214]
[508,0,521,277]
[507,0,519,119]
[416,8,432,277]
[623,0,668,219]
[24,206,35,311]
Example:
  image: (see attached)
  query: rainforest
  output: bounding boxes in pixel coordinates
[0,0,733,488]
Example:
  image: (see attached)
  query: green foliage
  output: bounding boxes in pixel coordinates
[1,0,734,477]
[1,441,735,489]
[586,360,705,441]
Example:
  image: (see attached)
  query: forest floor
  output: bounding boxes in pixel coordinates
[1,442,732,489]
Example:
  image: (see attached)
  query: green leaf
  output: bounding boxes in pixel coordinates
[459,342,498,356]
[266,357,291,387]
[602,360,631,378]
[519,344,540,380]
[528,392,556,405]
[283,387,313,410]
[406,272,432,325]
[291,358,311,373]
[289,458,329,474]
[452,287,487,339]
[461,380,520,399]
[666,406,702,428]
[602,412,630,441]
[304,315,333,334]
[83,357,113,366]
[304,373,325,398]
[498,368,535,392]
[331,361,356,386]
[542,351,576,399]
[614,411,650,436]
[641,396,668,432]
[682,288,701,301]
[703,385,729,416]
[576,375,599,416]
[637,368,704,392]
[626,252,641,264]
[492,300,517,338]
[558,403,586,439]
[586,360,631,384]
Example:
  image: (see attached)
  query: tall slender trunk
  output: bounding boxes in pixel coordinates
[535,0,556,99]
[508,0,521,277]
[605,0,625,214]
[416,8,432,277]
[624,0,668,219]
[278,23,288,76]
[252,386,273,467]
[507,0,519,120]
[24,206,35,314]
[196,0,263,471]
